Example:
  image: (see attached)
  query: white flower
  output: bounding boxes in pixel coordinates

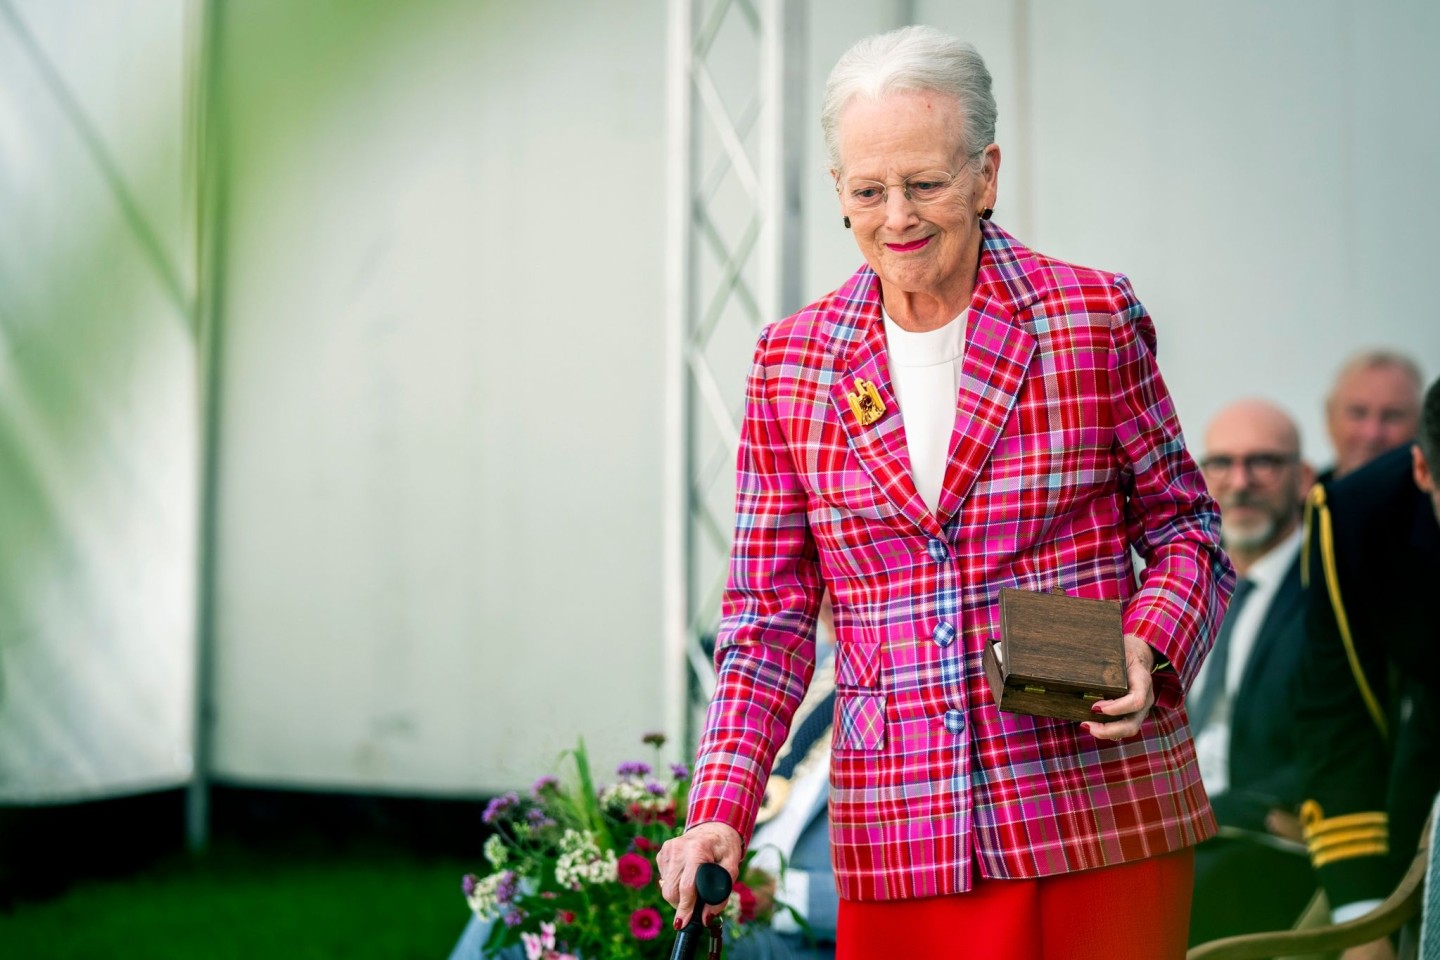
[483,834,508,868]
[464,871,508,919]
[554,829,619,888]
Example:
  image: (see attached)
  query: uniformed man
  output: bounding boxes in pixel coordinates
[1296,375,1440,960]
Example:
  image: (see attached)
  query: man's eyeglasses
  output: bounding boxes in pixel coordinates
[1199,452,1299,483]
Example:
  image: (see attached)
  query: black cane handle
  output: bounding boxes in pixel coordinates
[668,863,733,960]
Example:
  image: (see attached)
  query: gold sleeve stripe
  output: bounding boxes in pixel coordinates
[1301,806,1389,834]
[1311,839,1390,868]
[1307,826,1389,854]
[1306,484,1389,738]
[1300,800,1388,834]
[1299,800,1389,866]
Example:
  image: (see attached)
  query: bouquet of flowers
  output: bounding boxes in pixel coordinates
[463,733,782,960]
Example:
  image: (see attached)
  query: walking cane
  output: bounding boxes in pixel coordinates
[668,862,732,960]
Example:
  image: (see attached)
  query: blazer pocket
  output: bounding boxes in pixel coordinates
[834,693,886,752]
[835,641,882,690]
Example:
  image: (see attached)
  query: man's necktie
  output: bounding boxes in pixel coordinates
[1190,577,1255,731]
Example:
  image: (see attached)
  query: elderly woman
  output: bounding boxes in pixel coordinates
[657,24,1232,960]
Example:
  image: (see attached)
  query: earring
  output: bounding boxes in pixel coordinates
[980,207,993,221]
[843,216,852,229]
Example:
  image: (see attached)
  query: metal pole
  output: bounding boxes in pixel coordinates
[187,0,229,852]
[663,0,697,755]
[759,0,807,325]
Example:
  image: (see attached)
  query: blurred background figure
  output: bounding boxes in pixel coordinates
[1296,376,1440,960]
[1188,399,1317,945]
[1323,351,1423,480]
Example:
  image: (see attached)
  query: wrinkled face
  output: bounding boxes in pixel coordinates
[1327,364,1421,476]
[832,90,998,305]
[1202,409,1309,554]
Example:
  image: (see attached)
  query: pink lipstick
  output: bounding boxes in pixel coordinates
[886,237,931,253]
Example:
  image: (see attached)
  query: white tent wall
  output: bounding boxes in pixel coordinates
[0,0,198,802]
[2,0,1438,805]
[208,0,673,793]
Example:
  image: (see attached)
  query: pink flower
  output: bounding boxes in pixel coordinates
[520,922,557,960]
[616,852,653,889]
[627,800,677,827]
[733,880,757,923]
[629,907,663,940]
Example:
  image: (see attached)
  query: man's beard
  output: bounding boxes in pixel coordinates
[1219,491,1284,552]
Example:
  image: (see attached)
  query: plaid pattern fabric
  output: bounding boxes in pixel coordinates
[685,221,1234,902]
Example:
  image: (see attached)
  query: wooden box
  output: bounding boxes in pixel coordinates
[982,588,1128,723]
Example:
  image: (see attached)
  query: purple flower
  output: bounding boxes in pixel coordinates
[630,907,663,940]
[616,761,652,778]
[527,807,555,829]
[531,775,559,795]
[462,874,479,897]
[503,909,525,927]
[669,763,690,780]
[482,791,521,825]
[644,780,667,797]
[495,870,519,904]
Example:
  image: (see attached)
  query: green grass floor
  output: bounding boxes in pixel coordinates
[0,840,477,959]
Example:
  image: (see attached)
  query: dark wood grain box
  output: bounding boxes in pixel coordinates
[982,588,1128,723]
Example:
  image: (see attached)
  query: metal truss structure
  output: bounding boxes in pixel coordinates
[663,0,806,752]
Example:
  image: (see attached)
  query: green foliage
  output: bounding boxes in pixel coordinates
[0,842,473,960]
[465,735,776,960]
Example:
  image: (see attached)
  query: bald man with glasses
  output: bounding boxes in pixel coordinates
[1188,398,1319,946]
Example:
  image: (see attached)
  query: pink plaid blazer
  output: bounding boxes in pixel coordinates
[686,222,1234,902]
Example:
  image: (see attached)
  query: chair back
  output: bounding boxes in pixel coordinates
[1417,789,1440,958]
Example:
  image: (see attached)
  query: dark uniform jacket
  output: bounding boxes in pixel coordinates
[1297,445,1440,908]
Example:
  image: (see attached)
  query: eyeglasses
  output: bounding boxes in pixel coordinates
[838,149,984,212]
[1199,452,1299,483]
[840,170,963,211]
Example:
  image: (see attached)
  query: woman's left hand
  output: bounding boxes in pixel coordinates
[1083,633,1155,740]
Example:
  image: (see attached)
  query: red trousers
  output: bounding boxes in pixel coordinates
[836,847,1194,960]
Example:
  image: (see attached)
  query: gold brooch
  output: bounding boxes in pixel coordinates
[846,377,886,427]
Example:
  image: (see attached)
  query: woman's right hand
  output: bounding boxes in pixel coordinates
[656,821,744,929]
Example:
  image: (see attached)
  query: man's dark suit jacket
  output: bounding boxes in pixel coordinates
[1190,550,1315,945]
[1211,552,1309,833]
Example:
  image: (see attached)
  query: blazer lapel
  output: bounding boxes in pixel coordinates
[935,225,1041,523]
[825,271,939,537]
[1236,556,1303,700]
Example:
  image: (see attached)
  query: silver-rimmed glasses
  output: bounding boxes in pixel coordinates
[838,149,985,212]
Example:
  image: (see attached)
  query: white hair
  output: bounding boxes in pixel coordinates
[821,25,997,173]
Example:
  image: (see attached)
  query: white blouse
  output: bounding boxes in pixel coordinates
[882,309,967,516]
